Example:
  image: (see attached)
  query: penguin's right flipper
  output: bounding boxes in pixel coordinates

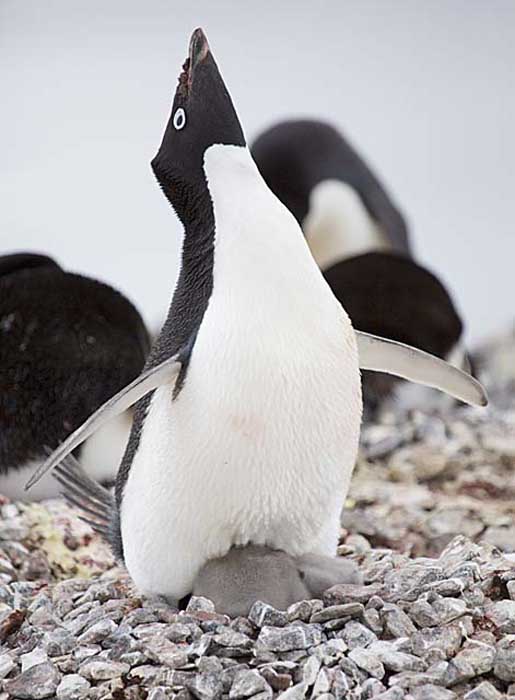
[53,454,114,537]
[25,355,181,491]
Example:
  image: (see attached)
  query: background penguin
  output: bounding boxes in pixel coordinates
[251,119,411,269]
[30,29,485,607]
[54,455,362,617]
[0,251,150,500]
[322,252,472,417]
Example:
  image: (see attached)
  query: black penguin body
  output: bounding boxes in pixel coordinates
[323,252,466,415]
[251,119,411,256]
[0,252,149,498]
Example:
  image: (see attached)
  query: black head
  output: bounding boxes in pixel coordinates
[151,28,245,224]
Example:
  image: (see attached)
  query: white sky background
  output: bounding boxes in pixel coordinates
[1,0,513,343]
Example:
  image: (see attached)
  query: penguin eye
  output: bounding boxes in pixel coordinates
[173,108,186,131]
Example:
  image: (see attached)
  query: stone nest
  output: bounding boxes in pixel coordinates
[1,329,515,700]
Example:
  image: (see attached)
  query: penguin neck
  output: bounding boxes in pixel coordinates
[151,177,215,370]
[302,179,389,270]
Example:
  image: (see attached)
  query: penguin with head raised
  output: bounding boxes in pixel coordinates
[28,29,486,606]
[251,119,411,269]
[0,252,150,500]
[323,252,472,417]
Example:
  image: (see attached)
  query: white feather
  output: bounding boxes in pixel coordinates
[121,146,363,599]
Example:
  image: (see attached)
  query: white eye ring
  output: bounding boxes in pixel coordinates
[173,107,186,130]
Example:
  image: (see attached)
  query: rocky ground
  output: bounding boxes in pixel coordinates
[1,330,515,699]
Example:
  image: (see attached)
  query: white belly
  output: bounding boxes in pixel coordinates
[120,145,363,599]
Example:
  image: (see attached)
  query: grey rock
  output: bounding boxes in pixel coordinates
[464,680,503,699]
[144,636,189,668]
[287,600,323,623]
[372,687,405,699]
[187,671,224,699]
[301,655,321,685]
[312,667,332,695]
[249,601,288,628]
[56,674,91,700]
[276,683,308,699]
[348,648,385,679]
[493,634,515,681]
[339,620,377,648]
[410,686,457,700]
[20,647,48,671]
[381,604,417,637]
[4,661,61,699]
[310,603,364,624]
[361,678,386,698]
[368,641,424,673]
[485,600,515,633]
[77,618,117,644]
[147,690,170,700]
[229,670,272,699]
[257,624,322,652]
[147,686,168,700]
[186,596,216,613]
[411,624,462,658]
[79,659,130,680]
[0,653,15,679]
[323,583,383,606]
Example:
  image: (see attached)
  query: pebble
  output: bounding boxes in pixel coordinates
[310,603,364,624]
[257,624,322,652]
[79,659,130,680]
[493,635,515,681]
[4,661,61,699]
[249,601,288,628]
[348,647,385,679]
[0,653,15,679]
[229,669,273,699]
[56,674,91,700]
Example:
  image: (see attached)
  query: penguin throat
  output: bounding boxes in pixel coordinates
[147,174,215,394]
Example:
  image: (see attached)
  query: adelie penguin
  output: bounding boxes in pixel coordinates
[323,252,473,417]
[251,119,411,269]
[0,252,150,500]
[28,29,487,606]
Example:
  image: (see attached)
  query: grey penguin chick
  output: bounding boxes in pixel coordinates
[31,30,486,604]
[251,119,411,268]
[53,455,361,617]
[0,252,149,500]
[191,547,362,617]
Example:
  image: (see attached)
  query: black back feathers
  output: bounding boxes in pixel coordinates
[0,254,150,472]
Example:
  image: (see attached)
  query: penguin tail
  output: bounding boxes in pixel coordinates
[52,453,114,538]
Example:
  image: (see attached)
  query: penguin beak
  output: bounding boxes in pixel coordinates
[188,28,210,89]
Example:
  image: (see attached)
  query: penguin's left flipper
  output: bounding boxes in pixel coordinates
[25,355,181,491]
[53,454,114,538]
[356,331,487,408]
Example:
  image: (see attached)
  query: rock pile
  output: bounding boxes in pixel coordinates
[0,329,514,699]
